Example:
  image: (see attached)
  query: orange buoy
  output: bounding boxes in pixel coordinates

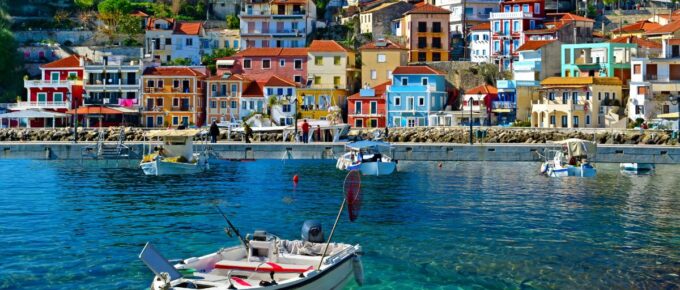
[293,175,299,183]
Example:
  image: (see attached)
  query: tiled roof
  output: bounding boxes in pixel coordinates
[279,48,309,56]
[612,20,661,33]
[146,17,175,30]
[309,40,348,52]
[207,73,247,81]
[235,47,308,57]
[130,10,149,17]
[359,39,403,50]
[143,66,206,77]
[541,77,622,86]
[362,2,400,14]
[392,65,445,75]
[560,13,594,22]
[264,75,297,87]
[469,22,490,31]
[41,55,82,69]
[174,22,203,35]
[646,20,680,35]
[242,81,264,97]
[610,36,662,49]
[516,40,555,51]
[465,84,497,95]
[404,3,451,15]
[348,81,391,99]
[524,28,557,34]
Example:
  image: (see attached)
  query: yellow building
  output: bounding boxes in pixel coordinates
[307,40,357,91]
[531,77,624,128]
[296,88,348,120]
[395,3,451,62]
[141,66,208,128]
[359,39,408,87]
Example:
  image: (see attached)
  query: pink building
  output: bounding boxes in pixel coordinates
[216,47,309,85]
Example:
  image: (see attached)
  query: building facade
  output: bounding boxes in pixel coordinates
[144,19,206,65]
[239,0,317,49]
[263,75,297,125]
[469,22,491,63]
[431,0,499,35]
[489,0,545,70]
[217,47,309,85]
[360,39,409,88]
[206,73,247,124]
[17,55,84,113]
[141,66,208,128]
[386,66,448,127]
[348,81,390,128]
[560,43,637,83]
[394,3,451,62]
[359,2,413,39]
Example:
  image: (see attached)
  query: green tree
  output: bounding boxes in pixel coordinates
[118,14,142,40]
[74,0,96,10]
[165,58,192,66]
[0,3,23,103]
[201,48,236,74]
[477,63,510,85]
[226,15,239,29]
[98,0,133,42]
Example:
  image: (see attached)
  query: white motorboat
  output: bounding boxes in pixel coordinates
[140,221,364,290]
[620,163,655,175]
[336,140,396,176]
[140,129,210,176]
[540,139,597,177]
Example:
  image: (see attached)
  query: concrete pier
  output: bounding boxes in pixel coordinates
[0,142,678,164]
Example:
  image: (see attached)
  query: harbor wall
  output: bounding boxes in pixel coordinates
[1,142,679,164]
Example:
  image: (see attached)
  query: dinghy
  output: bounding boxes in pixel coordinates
[140,129,210,176]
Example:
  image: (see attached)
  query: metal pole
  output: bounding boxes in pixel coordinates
[469,97,473,145]
[317,198,346,270]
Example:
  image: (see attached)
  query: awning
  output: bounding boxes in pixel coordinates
[0,110,70,118]
[67,106,138,115]
[657,112,679,119]
[493,109,512,113]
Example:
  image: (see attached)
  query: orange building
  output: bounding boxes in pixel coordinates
[141,66,208,128]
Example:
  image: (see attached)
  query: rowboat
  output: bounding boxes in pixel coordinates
[140,129,210,176]
[140,221,364,290]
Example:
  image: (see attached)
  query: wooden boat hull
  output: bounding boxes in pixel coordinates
[140,158,208,176]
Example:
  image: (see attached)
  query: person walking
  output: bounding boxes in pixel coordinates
[243,123,253,143]
[315,125,321,142]
[209,121,220,143]
[301,119,310,144]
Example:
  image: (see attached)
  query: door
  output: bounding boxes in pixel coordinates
[370,101,377,114]
[182,80,190,92]
[51,72,60,84]
[407,97,414,111]
[355,101,362,114]
[146,116,154,127]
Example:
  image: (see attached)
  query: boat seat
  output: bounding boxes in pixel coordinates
[184,272,257,289]
[214,260,314,273]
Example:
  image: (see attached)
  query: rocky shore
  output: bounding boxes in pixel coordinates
[0,127,677,145]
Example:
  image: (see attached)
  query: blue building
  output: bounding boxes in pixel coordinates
[386,66,448,127]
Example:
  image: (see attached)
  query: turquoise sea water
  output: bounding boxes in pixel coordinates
[0,159,679,289]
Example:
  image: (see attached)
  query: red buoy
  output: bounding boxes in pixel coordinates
[293,175,299,183]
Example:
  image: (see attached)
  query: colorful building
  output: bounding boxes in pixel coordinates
[263,75,297,125]
[296,88,348,120]
[141,66,208,128]
[560,42,637,83]
[386,66,448,127]
[489,0,545,70]
[239,0,316,48]
[394,3,451,62]
[239,81,266,120]
[469,22,491,63]
[348,81,390,128]
[217,47,309,85]
[451,84,498,126]
[144,19,207,65]
[17,55,84,112]
[510,39,561,122]
[532,77,624,128]
[360,39,408,88]
[206,73,248,124]
[432,0,498,35]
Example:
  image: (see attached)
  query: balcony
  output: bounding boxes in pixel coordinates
[531,99,590,113]
[24,79,75,88]
[387,84,439,92]
[272,10,306,18]
[351,109,386,117]
[513,60,540,71]
[492,101,517,110]
[85,79,139,91]
[271,29,304,36]
[650,81,680,92]
[8,101,71,110]
[489,11,533,20]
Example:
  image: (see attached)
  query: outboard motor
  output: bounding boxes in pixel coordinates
[301,220,324,243]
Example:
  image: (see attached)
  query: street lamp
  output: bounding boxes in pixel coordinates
[670,95,680,141]
[469,96,473,145]
[68,92,77,144]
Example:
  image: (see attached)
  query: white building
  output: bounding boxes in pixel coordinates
[171,22,206,65]
[469,22,491,63]
[431,0,499,35]
[239,0,317,49]
[263,75,297,125]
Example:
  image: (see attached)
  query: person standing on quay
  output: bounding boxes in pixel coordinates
[243,123,253,143]
[209,121,220,143]
[301,119,310,143]
[315,125,321,142]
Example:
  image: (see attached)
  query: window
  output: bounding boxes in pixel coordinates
[432,22,441,33]
[173,98,179,107]
[395,96,401,106]
[418,97,425,106]
[234,40,239,48]
[634,64,641,74]
[377,54,386,63]
[387,70,392,79]
[370,101,377,114]
[534,3,540,14]
[418,37,427,49]
[282,104,291,112]
[369,119,378,128]
[243,59,252,69]
[513,4,519,11]
[550,115,555,125]
[210,101,217,108]
[598,92,602,100]
[156,98,163,106]
[371,69,377,80]
[262,59,271,69]
[513,39,519,49]
[418,52,427,62]
[504,5,510,12]
[314,76,321,84]
[572,92,578,103]
[355,119,363,128]
[493,21,500,32]
[663,104,670,113]
[522,4,529,12]
[432,37,442,49]
[421,78,428,86]
[573,116,579,127]
[333,76,341,86]
[165,38,171,45]
[186,38,193,46]
[530,20,536,29]
[68,72,78,79]
[280,59,285,67]
[231,101,237,108]
[53,92,63,102]
[156,116,163,127]
[182,117,189,126]
[464,7,473,15]
[494,41,500,52]
[548,92,555,101]
[294,59,302,70]
[242,101,247,109]
[158,80,164,88]
[147,80,154,88]
[513,21,519,32]
[635,105,644,115]
[294,75,302,83]
[334,56,341,65]
[355,101,362,114]
[315,56,323,65]
[637,86,647,94]
[586,115,590,125]
[401,78,408,86]
[561,115,567,127]
[394,117,401,127]
[586,92,591,100]
[562,92,569,104]
[172,116,179,125]
[221,101,227,109]
[418,22,427,32]
[224,40,230,48]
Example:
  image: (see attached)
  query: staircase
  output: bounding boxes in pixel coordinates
[81,128,134,160]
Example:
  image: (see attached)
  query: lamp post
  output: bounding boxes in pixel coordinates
[69,92,77,144]
[469,96,473,145]
[670,95,680,141]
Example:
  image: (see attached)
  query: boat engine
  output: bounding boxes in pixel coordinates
[301,220,324,243]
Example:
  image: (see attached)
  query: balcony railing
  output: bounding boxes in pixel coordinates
[492,101,516,109]
[24,79,75,88]
[8,101,71,110]
[351,109,385,116]
[489,11,533,20]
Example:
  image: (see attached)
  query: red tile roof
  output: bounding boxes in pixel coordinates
[264,75,297,87]
[465,84,497,95]
[668,39,680,45]
[41,55,83,69]
[146,17,175,30]
[174,22,203,35]
[348,81,391,99]
[516,40,555,51]
[143,66,207,77]
[359,39,403,50]
[309,40,348,52]
[130,10,149,17]
[242,81,264,97]
[646,20,680,35]
[610,36,662,49]
[560,13,594,23]
[235,48,308,57]
[404,3,451,15]
[469,22,490,31]
[392,65,445,75]
[612,20,661,33]
[207,73,248,81]
[279,48,309,56]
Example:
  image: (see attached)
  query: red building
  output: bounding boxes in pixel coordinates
[216,47,309,85]
[489,0,545,70]
[347,81,390,128]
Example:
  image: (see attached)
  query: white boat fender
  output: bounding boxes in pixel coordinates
[540,163,548,174]
[352,255,364,286]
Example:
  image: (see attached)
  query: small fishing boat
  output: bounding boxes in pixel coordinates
[140,129,210,176]
[540,139,597,177]
[336,140,396,176]
[620,163,655,175]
